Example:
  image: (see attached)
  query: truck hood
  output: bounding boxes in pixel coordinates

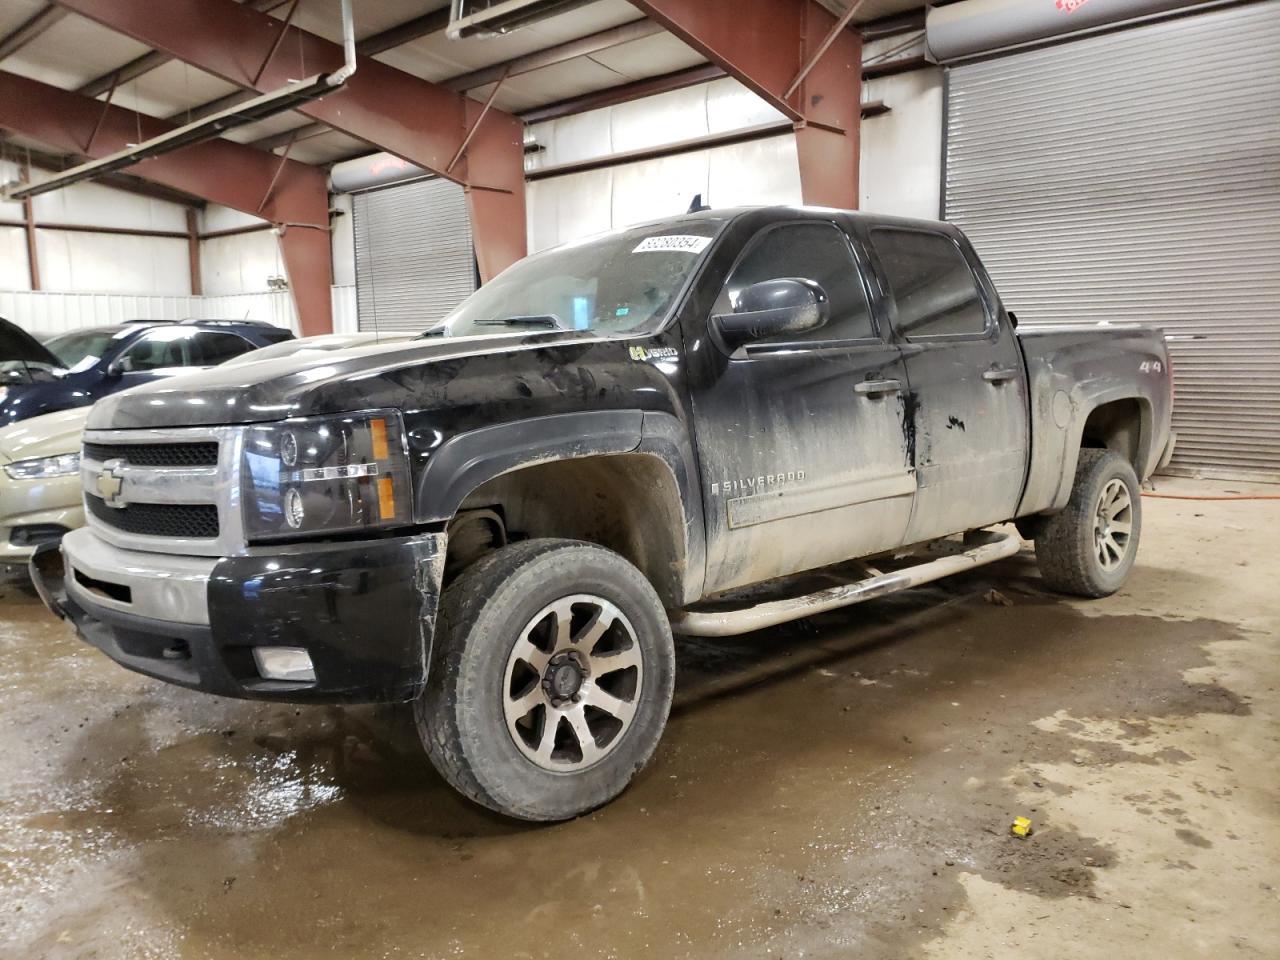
[86,329,602,429]
[0,405,89,462]
[0,316,62,370]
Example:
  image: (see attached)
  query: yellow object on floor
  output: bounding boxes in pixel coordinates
[1011,816,1034,838]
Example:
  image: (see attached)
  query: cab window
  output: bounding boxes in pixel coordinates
[191,331,256,365]
[869,228,989,339]
[715,222,876,346]
[119,329,198,371]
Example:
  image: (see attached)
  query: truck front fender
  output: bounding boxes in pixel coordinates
[414,411,706,605]
[414,410,645,522]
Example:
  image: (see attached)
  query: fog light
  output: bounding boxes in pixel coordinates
[252,646,316,682]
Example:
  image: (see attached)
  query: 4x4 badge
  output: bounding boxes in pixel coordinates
[629,345,678,362]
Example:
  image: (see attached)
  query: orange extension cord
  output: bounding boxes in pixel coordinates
[1142,492,1280,501]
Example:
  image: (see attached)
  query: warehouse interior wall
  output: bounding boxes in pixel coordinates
[860,67,943,218]
[859,32,943,220]
[1,158,191,296]
[198,205,283,298]
[524,77,802,252]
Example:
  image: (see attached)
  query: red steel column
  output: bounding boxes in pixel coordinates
[627,0,862,209]
[185,207,202,296]
[0,70,332,332]
[794,2,861,211]
[60,0,528,281]
[277,226,333,338]
[20,163,41,291]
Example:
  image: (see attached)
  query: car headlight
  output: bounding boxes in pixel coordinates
[240,410,413,541]
[4,452,80,480]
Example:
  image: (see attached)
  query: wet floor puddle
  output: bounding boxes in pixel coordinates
[0,559,1252,959]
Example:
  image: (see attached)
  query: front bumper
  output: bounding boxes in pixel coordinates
[0,470,83,563]
[32,527,447,703]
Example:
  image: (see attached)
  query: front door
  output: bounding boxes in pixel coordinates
[685,219,917,596]
[862,225,1029,543]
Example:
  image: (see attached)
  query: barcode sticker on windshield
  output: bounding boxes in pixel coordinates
[633,235,712,254]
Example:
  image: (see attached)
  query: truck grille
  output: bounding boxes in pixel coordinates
[83,441,219,468]
[87,495,220,540]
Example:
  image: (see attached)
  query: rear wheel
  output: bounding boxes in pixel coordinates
[416,539,675,821]
[1035,448,1142,597]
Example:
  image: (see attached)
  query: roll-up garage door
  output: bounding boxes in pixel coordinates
[353,177,477,333]
[944,2,1280,480]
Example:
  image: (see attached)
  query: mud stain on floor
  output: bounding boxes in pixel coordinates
[0,548,1264,960]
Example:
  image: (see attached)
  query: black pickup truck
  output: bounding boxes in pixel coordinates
[32,206,1174,821]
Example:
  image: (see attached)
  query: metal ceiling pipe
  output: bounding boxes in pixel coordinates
[2,0,358,202]
[925,0,1212,62]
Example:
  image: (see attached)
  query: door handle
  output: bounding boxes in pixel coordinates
[855,379,902,396]
[982,367,1019,383]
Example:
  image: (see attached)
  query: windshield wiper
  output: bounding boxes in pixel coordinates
[475,314,565,329]
[417,325,447,339]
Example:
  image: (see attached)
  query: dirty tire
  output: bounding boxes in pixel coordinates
[1035,448,1142,598]
[415,539,675,822]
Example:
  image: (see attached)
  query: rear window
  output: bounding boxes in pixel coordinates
[869,228,988,339]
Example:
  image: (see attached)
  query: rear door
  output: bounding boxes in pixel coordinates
[862,225,1029,542]
[686,218,916,595]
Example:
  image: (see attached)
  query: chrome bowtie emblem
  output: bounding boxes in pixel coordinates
[96,460,126,508]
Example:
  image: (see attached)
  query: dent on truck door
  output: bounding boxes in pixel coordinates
[866,227,1028,542]
[685,220,916,595]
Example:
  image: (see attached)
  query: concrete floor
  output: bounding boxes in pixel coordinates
[0,477,1276,960]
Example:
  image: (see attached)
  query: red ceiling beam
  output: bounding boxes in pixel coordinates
[0,70,332,334]
[59,0,527,281]
[625,0,862,210]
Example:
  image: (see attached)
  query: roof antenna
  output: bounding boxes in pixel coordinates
[687,193,710,213]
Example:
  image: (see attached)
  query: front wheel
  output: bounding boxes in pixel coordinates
[416,539,675,821]
[1034,448,1142,598]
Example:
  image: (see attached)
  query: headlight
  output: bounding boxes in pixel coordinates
[240,410,413,541]
[4,452,80,480]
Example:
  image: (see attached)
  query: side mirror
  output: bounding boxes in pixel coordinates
[711,278,829,351]
[106,356,133,377]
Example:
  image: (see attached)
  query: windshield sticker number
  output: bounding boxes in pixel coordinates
[633,235,712,254]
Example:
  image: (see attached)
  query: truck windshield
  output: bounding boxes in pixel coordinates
[441,219,726,338]
[45,329,122,373]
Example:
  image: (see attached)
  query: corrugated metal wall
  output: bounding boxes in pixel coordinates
[353,178,477,333]
[945,2,1280,480]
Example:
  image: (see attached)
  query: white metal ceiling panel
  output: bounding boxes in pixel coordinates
[221,111,317,146]
[2,13,150,90]
[587,29,704,78]
[111,61,242,120]
[0,0,48,42]
[477,57,626,112]
[282,0,449,44]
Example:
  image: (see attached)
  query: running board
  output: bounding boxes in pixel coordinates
[670,528,1022,637]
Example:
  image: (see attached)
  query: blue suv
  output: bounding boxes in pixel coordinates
[0,318,294,426]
